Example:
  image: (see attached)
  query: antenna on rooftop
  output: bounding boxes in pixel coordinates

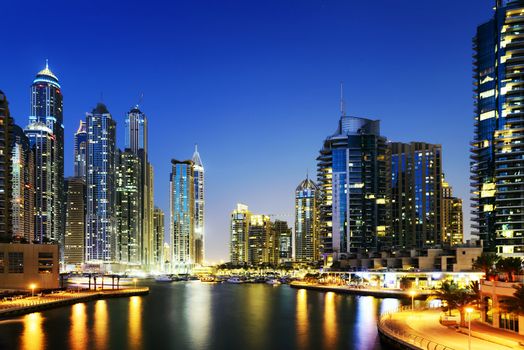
[138,92,144,107]
[340,81,346,116]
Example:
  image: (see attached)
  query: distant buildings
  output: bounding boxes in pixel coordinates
[248,214,272,265]
[85,103,117,262]
[152,207,165,270]
[64,177,85,267]
[230,204,251,265]
[442,177,464,246]
[472,0,524,256]
[274,220,292,264]
[294,177,320,262]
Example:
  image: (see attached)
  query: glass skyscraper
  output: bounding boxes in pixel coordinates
[0,91,13,242]
[294,177,320,262]
[153,207,165,271]
[472,0,524,256]
[317,116,390,263]
[230,203,251,265]
[85,103,117,262]
[192,145,205,265]
[64,177,86,267]
[74,120,87,179]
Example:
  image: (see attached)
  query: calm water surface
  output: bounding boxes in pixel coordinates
[0,282,404,350]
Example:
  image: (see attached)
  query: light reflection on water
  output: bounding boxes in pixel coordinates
[296,289,308,348]
[323,292,337,349]
[70,303,87,350]
[21,312,45,350]
[129,296,142,350]
[94,300,108,350]
[186,283,210,349]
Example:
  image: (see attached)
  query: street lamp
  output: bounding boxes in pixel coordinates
[409,290,416,311]
[133,278,137,289]
[466,307,474,350]
[29,283,36,297]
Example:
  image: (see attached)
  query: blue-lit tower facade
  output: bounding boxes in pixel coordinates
[28,62,64,245]
[170,159,194,272]
[192,145,205,265]
[317,116,390,263]
[294,177,320,262]
[472,0,524,256]
[74,120,87,179]
[85,103,117,262]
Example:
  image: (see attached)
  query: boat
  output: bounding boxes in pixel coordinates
[155,275,173,282]
[226,277,244,284]
[200,276,218,283]
[266,279,281,285]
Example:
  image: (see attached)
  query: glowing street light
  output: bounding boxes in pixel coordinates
[29,283,36,297]
[133,278,137,289]
[409,290,417,311]
[466,307,474,350]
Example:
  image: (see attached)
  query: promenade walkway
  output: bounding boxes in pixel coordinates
[380,308,524,350]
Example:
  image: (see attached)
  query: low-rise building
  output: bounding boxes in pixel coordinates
[480,280,524,335]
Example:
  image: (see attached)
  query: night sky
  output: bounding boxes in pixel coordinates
[1,0,493,261]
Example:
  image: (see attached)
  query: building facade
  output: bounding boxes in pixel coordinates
[294,177,320,262]
[74,120,87,179]
[85,103,117,262]
[230,203,251,265]
[274,220,292,264]
[317,116,390,263]
[472,0,524,256]
[192,145,205,265]
[170,159,194,271]
[153,207,165,270]
[0,91,13,242]
[390,142,442,249]
[64,177,85,267]
[442,178,464,246]
[247,214,272,265]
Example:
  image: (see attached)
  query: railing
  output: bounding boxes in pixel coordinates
[378,306,456,350]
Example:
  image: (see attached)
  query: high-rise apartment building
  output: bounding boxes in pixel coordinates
[29,61,64,251]
[74,121,87,179]
[230,203,251,265]
[317,116,390,262]
[153,207,165,270]
[442,177,464,246]
[294,177,320,262]
[247,214,272,265]
[274,220,292,264]
[390,142,442,249]
[11,125,34,243]
[472,0,524,256]
[64,177,85,267]
[170,159,194,271]
[192,145,205,265]
[0,91,13,242]
[85,103,117,262]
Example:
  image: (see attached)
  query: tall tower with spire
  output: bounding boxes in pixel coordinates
[192,145,205,265]
[27,60,64,246]
[74,120,87,179]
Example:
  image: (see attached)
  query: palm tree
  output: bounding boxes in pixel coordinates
[435,281,475,327]
[473,253,499,276]
[496,257,523,282]
[503,284,524,315]
[469,281,481,309]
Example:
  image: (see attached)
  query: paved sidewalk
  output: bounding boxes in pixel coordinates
[384,309,520,350]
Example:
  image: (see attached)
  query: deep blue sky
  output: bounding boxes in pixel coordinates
[2,0,493,262]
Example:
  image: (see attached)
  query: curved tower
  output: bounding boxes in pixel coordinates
[294,177,319,262]
[192,145,205,265]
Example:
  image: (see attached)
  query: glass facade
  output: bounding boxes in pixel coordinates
[0,91,14,242]
[74,121,87,179]
[230,204,251,265]
[192,145,205,265]
[294,178,319,262]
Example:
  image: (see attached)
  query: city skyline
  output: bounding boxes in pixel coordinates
[1,0,495,261]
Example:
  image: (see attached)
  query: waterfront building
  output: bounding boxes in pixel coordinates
[170,159,194,271]
[153,207,165,270]
[390,142,442,249]
[230,203,251,265]
[85,103,117,262]
[274,220,292,264]
[24,122,55,244]
[442,177,464,246]
[247,214,272,265]
[472,0,524,256]
[481,279,524,335]
[192,145,205,266]
[0,243,59,289]
[11,125,34,243]
[115,150,142,265]
[30,61,64,253]
[317,116,390,263]
[74,120,87,179]
[64,177,85,267]
[0,91,13,242]
[125,106,154,268]
[294,177,320,262]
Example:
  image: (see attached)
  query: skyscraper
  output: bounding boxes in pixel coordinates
[472,0,524,256]
[11,125,34,243]
[317,116,390,263]
[30,61,64,251]
[390,142,442,249]
[85,103,117,262]
[0,91,13,242]
[153,207,165,270]
[247,214,272,265]
[24,122,55,243]
[230,203,251,265]
[294,177,320,262]
[274,220,292,264]
[74,121,87,179]
[64,177,85,267]
[115,150,142,265]
[192,145,205,265]
[442,177,464,246]
[170,159,194,271]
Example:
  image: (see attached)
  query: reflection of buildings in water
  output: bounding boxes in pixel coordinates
[296,289,308,348]
[355,296,378,349]
[244,285,269,349]
[94,300,108,350]
[21,313,45,350]
[185,283,211,349]
[70,303,87,350]
[323,292,337,348]
[129,296,142,349]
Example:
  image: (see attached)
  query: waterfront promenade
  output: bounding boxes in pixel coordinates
[0,287,149,319]
[379,308,524,350]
